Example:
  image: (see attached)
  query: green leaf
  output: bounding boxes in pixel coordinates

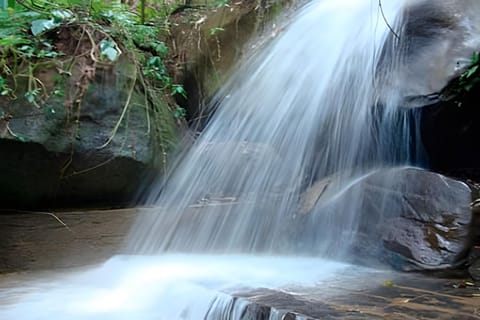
[103,47,119,61]
[18,45,32,51]
[44,51,59,58]
[174,107,187,119]
[25,92,35,103]
[100,39,119,62]
[209,27,225,36]
[0,36,30,47]
[51,9,73,23]
[37,50,46,58]
[16,11,42,18]
[466,65,479,79]
[171,84,187,99]
[214,0,229,8]
[472,51,479,65]
[53,89,64,97]
[147,56,162,68]
[152,42,168,56]
[100,39,113,52]
[31,19,58,36]
[24,89,40,104]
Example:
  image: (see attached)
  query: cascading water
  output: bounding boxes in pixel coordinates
[127,0,416,255]
[2,0,480,319]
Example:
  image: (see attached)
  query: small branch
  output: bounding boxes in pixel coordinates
[3,209,73,233]
[84,26,101,64]
[40,211,74,233]
[379,0,400,40]
[6,124,24,141]
[97,65,137,149]
[66,156,115,177]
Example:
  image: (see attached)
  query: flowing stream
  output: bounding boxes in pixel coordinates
[2,0,480,319]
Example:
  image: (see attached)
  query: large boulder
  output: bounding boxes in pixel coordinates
[297,167,480,271]
[0,58,178,209]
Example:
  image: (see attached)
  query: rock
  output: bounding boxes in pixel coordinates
[298,177,331,215]
[469,259,480,281]
[232,272,480,320]
[298,167,478,271]
[0,58,178,208]
[375,168,474,270]
[468,246,480,281]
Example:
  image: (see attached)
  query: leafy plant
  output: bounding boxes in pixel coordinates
[0,76,12,96]
[31,18,58,36]
[214,0,230,8]
[459,51,480,92]
[144,56,168,82]
[24,88,40,104]
[0,0,188,163]
[171,84,187,99]
[174,106,187,119]
[463,52,479,78]
[100,39,121,62]
[0,4,70,107]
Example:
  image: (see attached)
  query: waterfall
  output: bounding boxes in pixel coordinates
[3,0,480,319]
[127,0,416,255]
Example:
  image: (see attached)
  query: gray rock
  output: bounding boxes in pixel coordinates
[0,61,178,208]
[298,167,478,271]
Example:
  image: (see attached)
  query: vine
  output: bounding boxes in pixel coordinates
[1,0,188,174]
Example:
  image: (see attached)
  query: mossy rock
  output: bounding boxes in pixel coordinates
[0,57,179,209]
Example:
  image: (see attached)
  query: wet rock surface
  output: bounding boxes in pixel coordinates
[233,273,480,319]
[372,168,475,270]
[299,167,479,271]
[469,247,480,281]
[470,259,480,281]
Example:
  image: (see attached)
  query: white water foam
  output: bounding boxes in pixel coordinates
[0,255,387,320]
